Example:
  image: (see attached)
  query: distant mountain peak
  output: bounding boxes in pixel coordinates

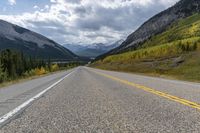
[64,39,123,58]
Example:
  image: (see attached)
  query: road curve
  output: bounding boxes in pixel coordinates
[1,67,200,132]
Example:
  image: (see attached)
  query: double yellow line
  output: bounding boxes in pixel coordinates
[93,71,200,110]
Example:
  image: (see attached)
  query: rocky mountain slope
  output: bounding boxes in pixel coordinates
[92,0,200,82]
[106,0,200,55]
[0,20,79,60]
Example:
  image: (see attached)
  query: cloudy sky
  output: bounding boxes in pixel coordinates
[0,0,179,45]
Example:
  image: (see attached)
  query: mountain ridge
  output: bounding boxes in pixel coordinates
[101,0,200,57]
[0,20,79,60]
[91,0,200,82]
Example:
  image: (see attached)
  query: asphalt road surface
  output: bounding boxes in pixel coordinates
[1,67,200,132]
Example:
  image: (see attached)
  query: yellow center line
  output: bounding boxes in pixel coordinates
[93,70,200,110]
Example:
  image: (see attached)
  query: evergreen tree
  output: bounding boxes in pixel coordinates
[48,57,51,72]
[0,61,7,83]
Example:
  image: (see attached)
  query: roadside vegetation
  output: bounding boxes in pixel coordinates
[91,14,200,82]
[0,49,80,85]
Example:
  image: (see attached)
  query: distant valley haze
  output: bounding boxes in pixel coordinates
[64,39,124,58]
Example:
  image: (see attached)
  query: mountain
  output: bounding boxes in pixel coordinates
[64,39,123,58]
[104,0,200,55]
[92,0,200,82]
[64,44,101,58]
[63,44,86,53]
[0,20,79,61]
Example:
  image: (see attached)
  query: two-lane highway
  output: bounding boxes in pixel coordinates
[1,67,200,132]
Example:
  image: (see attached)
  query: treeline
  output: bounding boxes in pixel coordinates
[99,37,200,64]
[0,49,80,83]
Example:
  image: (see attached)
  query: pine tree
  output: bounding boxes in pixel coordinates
[48,57,51,72]
[0,61,7,83]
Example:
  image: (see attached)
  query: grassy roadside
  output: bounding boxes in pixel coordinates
[90,66,200,83]
[0,67,76,89]
[91,51,200,83]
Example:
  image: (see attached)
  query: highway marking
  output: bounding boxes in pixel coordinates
[0,70,75,126]
[93,70,200,110]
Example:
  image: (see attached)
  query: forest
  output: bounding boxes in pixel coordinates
[0,49,79,83]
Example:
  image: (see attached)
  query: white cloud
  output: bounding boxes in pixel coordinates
[159,0,178,7]
[8,0,16,5]
[45,5,49,9]
[50,0,57,3]
[33,5,39,9]
[1,0,179,45]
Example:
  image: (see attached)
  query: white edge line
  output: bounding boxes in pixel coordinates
[0,70,75,125]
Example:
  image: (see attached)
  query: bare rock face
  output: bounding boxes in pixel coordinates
[108,0,200,55]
